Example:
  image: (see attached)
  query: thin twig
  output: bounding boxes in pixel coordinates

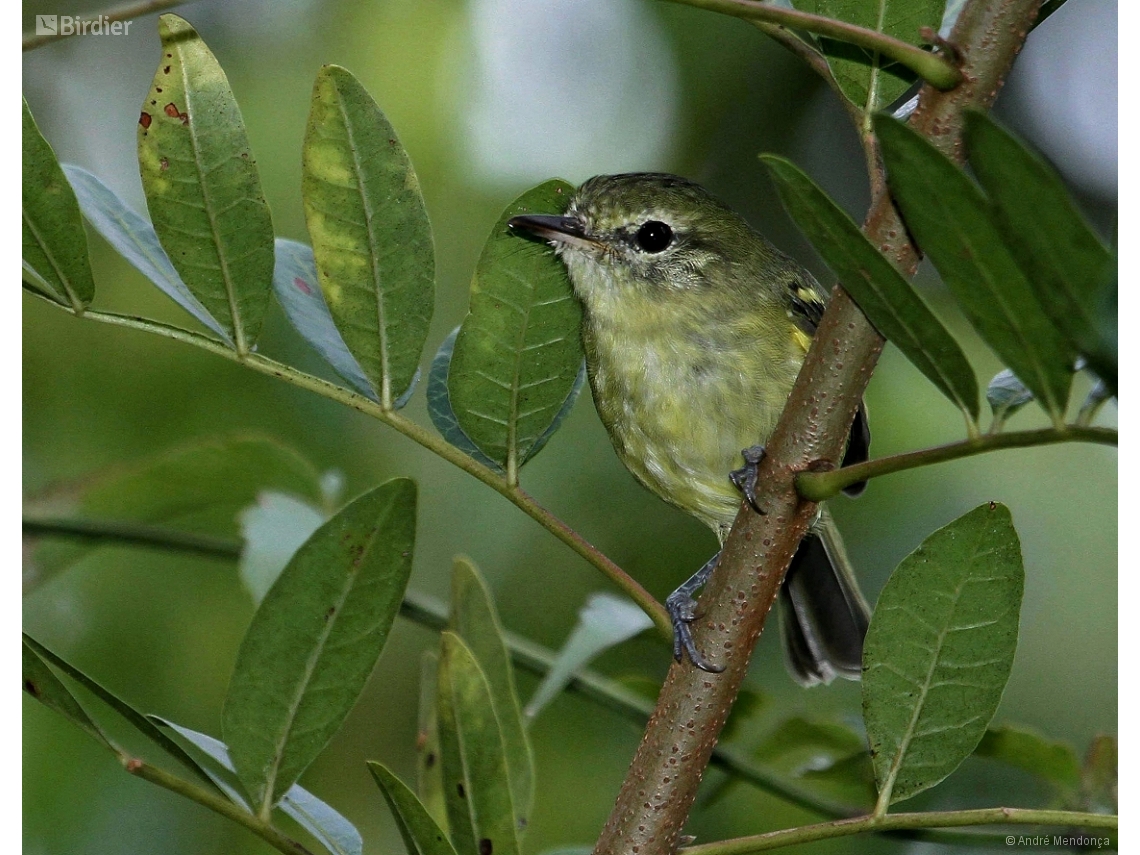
[661,0,962,89]
[680,807,1117,855]
[796,425,1117,501]
[23,516,242,559]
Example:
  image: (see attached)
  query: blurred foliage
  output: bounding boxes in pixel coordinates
[23,1,1115,853]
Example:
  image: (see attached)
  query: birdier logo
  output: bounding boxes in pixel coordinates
[35,15,132,36]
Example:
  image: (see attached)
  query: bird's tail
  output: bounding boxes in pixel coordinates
[778,509,872,686]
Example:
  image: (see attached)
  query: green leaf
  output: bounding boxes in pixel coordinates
[524,593,653,721]
[794,0,943,113]
[762,154,978,421]
[302,64,435,409]
[22,99,95,310]
[415,651,449,833]
[22,634,219,791]
[223,479,418,814]
[153,717,364,855]
[448,179,584,484]
[62,164,228,340]
[449,557,534,828]
[27,436,323,584]
[965,111,1117,391]
[436,632,521,854]
[137,14,275,355]
[368,762,458,855]
[272,239,379,400]
[863,502,1024,805]
[986,369,1033,430]
[976,724,1081,795]
[23,638,110,749]
[238,490,327,606]
[427,328,506,474]
[875,115,1075,419]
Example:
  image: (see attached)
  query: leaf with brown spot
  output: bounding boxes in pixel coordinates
[137,14,275,354]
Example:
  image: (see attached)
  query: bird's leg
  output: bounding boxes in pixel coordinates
[666,446,768,672]
[729,444,767,514]
[666,552,725,673]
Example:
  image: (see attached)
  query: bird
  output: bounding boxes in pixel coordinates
[508,172,871,685]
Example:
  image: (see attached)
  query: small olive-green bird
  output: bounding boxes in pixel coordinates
[509,173,871,685]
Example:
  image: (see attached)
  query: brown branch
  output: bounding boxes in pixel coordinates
[592,1,1045,852]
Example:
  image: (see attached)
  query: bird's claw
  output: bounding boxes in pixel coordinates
[666,553,725,673]
[667,596,724,673]
[729,444,767,514]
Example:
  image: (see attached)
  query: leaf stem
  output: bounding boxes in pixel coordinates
[680,807,1116,855]
[660,0,962,89]
[33,300,672,640]
[123,758,316,855]
[22,0,188,50]
[796,425,1117,501]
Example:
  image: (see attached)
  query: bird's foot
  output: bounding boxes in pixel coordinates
[665,553,725,673]
[729,444,767,514]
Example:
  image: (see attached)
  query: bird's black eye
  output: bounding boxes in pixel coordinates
[634,220,673,253]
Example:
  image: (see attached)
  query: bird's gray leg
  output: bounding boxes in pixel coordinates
[667,445,766,673]
[666,552,725,673]
[729,444,767,513]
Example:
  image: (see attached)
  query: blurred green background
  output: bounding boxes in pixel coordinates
[23,1,1117,853]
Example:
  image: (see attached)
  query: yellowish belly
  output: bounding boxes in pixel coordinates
[585,315,806,534]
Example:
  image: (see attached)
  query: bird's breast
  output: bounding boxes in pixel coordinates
[582,305,804,532]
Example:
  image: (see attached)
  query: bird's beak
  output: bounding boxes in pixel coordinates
[508,214,598,251]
